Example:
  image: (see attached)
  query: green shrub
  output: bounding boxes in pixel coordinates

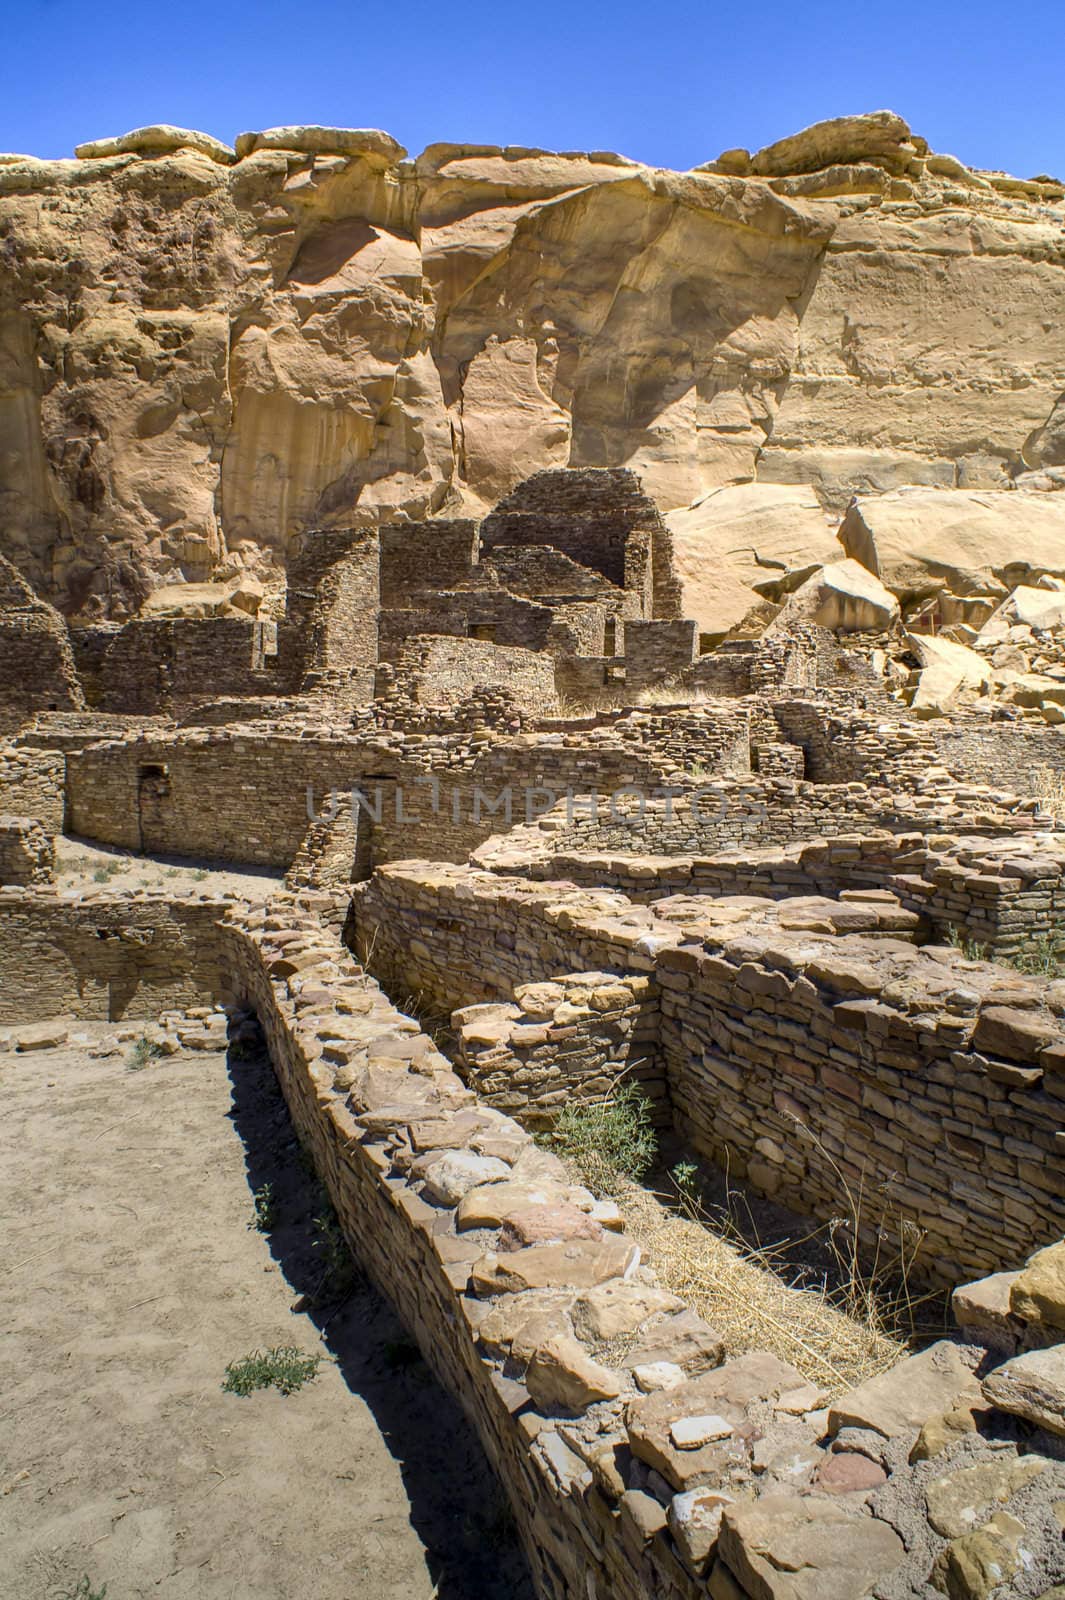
[59,1579,108,1600]
[126,1034,164,1071]
[539,1083,657,1196]
[250,1182,277,1232]
[222,1346,321,1396]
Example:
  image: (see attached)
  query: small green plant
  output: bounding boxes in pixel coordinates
[671,1158,702,1217]
[250,1182,277,1232]
[58,1579,108,1600]
[92,867,110,883]
[1009,933,1065,979]
[222,1346,321,1396]
[193,868,209,881]
[538,1082,657,1196]
[945,926,989,962]
[312,1194,356,1295]
[127,1034,164,1071]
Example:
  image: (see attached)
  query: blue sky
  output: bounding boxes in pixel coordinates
[3,0,1063,178]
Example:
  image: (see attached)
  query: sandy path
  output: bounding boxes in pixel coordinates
[0,1035,531,1600]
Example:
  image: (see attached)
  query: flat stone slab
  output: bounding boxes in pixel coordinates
[983,1346,1065,1436]
[470,1236,638,1296]
[626,1353,804,1491]
[828,1340,982,1439]
[14,1022,69,1051]
[717,1493,905,1600]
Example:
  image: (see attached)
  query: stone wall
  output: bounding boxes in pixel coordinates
[378,588,560,660]
[378,520,480,606]
[453,971,666,1129]
[285,526,380,703]
[0,744,66,831]
[63,710,754,871]
[0,888,231,1021]
[99,615,295,715]
[933,718,1065,794]
[476,821,1065,955]
[387,635,559,714]
[0,816,54,885]
[623,621,697,694]
[0,554,84,731]
[355,860,1065,1289]
[657,930,1065,1288]
[487,545,630,610]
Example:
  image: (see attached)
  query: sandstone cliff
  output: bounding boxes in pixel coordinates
[1,114,1063,618]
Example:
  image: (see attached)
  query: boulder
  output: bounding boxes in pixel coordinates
[234,126,406,164]
[749,111,915,177]
[907,632,992,688]
[909,662,968,718]
[840,489,1065,602]
[665,483,843,639]
[1010,1240,1065,1330]
[808,558,900,631]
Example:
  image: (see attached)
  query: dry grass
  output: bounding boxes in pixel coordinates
[636,682,717,708]
[611,1177,906,1396]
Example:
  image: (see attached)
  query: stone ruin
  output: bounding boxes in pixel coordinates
[3,107,1065,1600]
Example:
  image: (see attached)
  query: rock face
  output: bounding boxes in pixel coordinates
[1,112,1063,617]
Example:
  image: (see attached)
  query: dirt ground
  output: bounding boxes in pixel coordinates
[0,1032,533,1600]
[54,837,283,902]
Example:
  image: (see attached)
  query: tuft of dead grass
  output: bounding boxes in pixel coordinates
[609,1176,906,1396]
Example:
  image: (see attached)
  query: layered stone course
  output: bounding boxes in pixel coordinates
[0,886,233,1021]
[356,859,1065,1288]
[0,816,54,885]
[476,818,1065,955]
[0,743,66,830]
[453,971,665,1129]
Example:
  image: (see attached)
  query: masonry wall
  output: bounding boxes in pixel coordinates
[99,616,296,715]
[0,817,54,885]
[453,971,666,1127]
[379,520,480,606]
[216,901,717,1600]
[0,889,230,1021]
[286,526,380,702]
[389,636,559,713]
[479,820,1065,954]
[0,553,85,732]
[64,714,753,872]
[356,861,1065,1290]
[0,745,66,831]
[378,589,559,660]
[933,720,1065,793]
[0,612,85,731]
[657,936,1065,1288]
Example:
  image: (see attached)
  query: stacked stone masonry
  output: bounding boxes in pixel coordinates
[355,860,1065,1290]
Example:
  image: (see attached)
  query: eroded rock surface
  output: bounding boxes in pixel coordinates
[3,112,1063,617]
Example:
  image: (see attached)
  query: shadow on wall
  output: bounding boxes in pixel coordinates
[224,1034,535,1600]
